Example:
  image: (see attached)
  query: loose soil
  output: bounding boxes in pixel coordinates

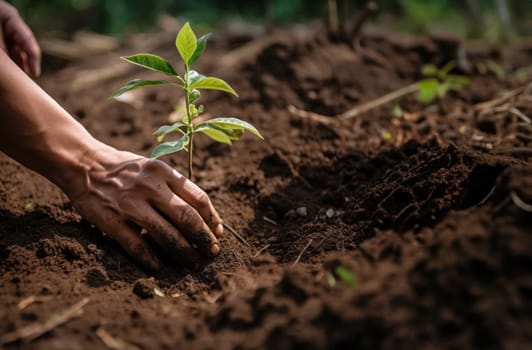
[1,26,532,349]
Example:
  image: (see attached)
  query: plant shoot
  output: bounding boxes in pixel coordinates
[416,62,470,103]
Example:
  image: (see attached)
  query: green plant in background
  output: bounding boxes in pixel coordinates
[112,22,263,179]
[327,265,358,288]
[416,62,470,104]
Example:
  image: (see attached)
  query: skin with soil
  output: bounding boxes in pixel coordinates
[1,27,531,349]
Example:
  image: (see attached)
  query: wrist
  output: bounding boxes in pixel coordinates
[49,138,118,201]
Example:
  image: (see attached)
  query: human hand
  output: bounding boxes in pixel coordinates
[67,146,223,270]
[0,1,40,77]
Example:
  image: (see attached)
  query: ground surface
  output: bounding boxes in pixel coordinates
[1,26,532,349]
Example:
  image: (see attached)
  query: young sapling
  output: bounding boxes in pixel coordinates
[112,22,263,179]
[416,62,470,103]
[326,265,358,288]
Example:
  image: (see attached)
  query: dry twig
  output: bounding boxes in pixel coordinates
[263,216,279,225]
[0,298,89,346]
[288,83,418,123]
[223,223,252,248]
[96,327,141,350]
[17,296,53,311]
[339,83,418,119]
[252,244,271,258]
[293,239,313,266]
[509,107,531,124]
[474,83,531,111]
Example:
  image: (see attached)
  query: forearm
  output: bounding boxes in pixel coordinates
[0,50,106,194]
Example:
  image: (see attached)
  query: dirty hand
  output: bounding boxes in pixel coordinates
[0,1,40,77]
[68,147,223,270]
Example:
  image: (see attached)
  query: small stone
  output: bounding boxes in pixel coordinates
[284,210,297,220]
[326,209,335,218]
[296,207,308,217]
[267,236,279,243]
[133,278,158,299]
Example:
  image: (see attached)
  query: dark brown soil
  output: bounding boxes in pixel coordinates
[1,27,532,349]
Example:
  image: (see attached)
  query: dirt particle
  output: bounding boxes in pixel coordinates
[296,207,308,217]
[21,310,38,321]
[0,244,10,259]
[130,309,141,319]
[86,267,110,287]
[36,237,87,261]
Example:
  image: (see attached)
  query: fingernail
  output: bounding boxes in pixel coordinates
[210,243,220,256]
[215,224,224,236]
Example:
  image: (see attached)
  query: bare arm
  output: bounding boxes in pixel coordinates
[0,44,223,270]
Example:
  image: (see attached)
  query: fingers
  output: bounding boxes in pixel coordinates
[3,12,41,77]
[167,169,224,237]
[103,218,161,271]
[9,45,29,74]
[134,205,201,267]
[151,189,220,257]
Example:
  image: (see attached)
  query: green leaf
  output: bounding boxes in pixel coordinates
[151,135,189,159]
[416,78,439,103]
[437,81,450,98]
[222,128,244,141]
[153,122,185,142]
[188,33,212,67]
[186,70,205,85]
[176,22,197,67]
[421,64,438,77]
[189,89,201,103]
[200,117,263,139]
[111,79,173,97]
[190,77,238,97]
[335,266,357,288]
[121,54,178,77]
[392,104,403,118]
[196,125,232,144]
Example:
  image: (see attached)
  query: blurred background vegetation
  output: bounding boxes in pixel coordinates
[7,0,532,41]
